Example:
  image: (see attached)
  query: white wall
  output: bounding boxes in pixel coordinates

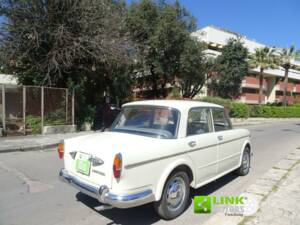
[0,74,18,85]
[192,26,265,53]
[192,26,300,81]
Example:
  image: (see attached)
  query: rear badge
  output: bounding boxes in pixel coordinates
[92,169,105,176]
[89,156,104,166]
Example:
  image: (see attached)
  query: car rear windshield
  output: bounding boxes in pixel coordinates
[111,106,180,139]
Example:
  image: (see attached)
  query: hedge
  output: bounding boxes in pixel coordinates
[230,102,249,118]
[200,96,300,118]
[250,105,300,118]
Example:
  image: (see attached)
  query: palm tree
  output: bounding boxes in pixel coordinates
[248,47,278,104]
[278,46,300,107]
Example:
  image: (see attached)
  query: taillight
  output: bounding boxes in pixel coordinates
[113,153,122,179]
[58,143,64,159]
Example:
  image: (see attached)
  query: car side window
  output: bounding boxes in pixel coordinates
[212,108,232,132]
[187,108,212,136]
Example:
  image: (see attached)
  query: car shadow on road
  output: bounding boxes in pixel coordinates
[76,172,239,225]
[76,192,160,225]
[191,172,238,197]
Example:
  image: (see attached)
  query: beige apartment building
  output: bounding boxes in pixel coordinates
[192,26,300,104]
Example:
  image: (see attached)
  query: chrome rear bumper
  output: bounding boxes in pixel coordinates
[59,168,155,208]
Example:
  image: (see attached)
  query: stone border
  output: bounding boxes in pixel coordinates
[203,147,300,225]
[231,118,300,127]
[0,143,58,153]
[42,125,76,134]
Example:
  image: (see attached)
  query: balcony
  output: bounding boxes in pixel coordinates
[276,95,295,105]
[276,81,295,92]
[240,93,266,104]
[295,84,300,93]
[241,76,267,89]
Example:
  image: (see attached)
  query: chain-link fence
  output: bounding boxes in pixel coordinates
[0,85,74,136]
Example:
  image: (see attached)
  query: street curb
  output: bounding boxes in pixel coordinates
[0,131,94,154]
[203,148,300,225]
[232,118,300,127]
[0,143,58,153]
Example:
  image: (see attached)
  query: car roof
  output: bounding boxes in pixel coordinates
[123,100,223,111]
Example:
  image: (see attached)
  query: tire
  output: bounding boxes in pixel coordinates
[154,171,190,220]
[235,146,251,176]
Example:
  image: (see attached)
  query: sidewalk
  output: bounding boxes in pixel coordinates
[241,149,300,225]
[204,147,300,225]
[0,131,94,153]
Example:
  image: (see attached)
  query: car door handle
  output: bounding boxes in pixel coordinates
[188,141,196,147]
[218,135,223,141]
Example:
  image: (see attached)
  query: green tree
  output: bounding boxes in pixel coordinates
[178,38,209,98]
[0,0,133,125]
[210,39,248,99]
[126,0,196,98]
[278,45,300,106]
[248,47,278,104]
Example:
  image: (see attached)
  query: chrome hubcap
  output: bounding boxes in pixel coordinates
[166,177,186,211]
[242,152,250,170]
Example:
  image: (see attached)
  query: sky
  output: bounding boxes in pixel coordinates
[1,0,299,48]
[128,0,300,48]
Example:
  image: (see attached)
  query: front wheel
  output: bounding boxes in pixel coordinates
[235,146,251,176]
[154,171,190,220]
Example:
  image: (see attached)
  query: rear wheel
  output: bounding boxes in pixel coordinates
[154,171,190,220]
[235,146,251,176]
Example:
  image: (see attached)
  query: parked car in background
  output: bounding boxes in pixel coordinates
[59,100,251,219]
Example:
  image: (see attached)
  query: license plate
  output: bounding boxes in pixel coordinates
[76,153,91,176]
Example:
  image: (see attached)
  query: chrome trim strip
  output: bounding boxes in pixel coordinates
[59,169,155,208]
[107,190,153,201]
[92,169,105,176]
[124,151,186,169]
[125,135,250,169]
[59,169,99,194]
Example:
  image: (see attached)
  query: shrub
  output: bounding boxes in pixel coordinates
[45,108,66,125]
[26,115,42,134]
[75,104,96,129]
[250,105,271,117]
[230,102,249,118]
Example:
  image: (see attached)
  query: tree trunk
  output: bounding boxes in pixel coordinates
[283,67,289,107]
[258,68,264,104]
[161,81,167,98]
[150,65,158,98]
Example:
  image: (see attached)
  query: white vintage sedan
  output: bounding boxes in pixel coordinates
[59,100,251,219]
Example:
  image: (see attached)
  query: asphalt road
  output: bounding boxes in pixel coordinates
[1,121,300,225]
